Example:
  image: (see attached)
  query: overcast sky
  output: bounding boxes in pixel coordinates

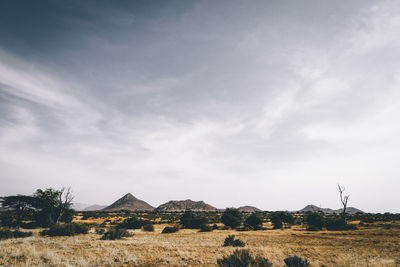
[0,1,399,212]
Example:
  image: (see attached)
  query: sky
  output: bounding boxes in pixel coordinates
[0,0,399,213]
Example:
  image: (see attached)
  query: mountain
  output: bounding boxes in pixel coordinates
[72,202,91,211]
[156,199,218,212]
[298,204,364,214]
[84,204,107,211]
[238,206,262,212]
[103,193,154,211]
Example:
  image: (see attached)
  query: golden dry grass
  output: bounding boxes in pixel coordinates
[1,222,399,266]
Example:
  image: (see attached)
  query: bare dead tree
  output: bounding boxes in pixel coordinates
[56,186,74,223]
[338,184,349,221]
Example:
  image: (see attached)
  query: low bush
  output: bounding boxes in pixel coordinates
[199,224,213,232]
[270,214,283,229]
[217,249,272,267]
[223,235,245,247]
[306,225,320,231]
[245,214,263,230]
[0,229,33,239]
[21,222,39,229]
[12,230,33,238]
[118,217,148,229]
[306,212,324,231]
[221,208,242,229]
[162,226,179,234]
[40,223,89,236]
[180,211,208,229]
[326,217,357,231]
[284,255,310,267]
[143,223,154,232]
[95,228,106,235]
[101,227,132,240]
[0,229,13,239]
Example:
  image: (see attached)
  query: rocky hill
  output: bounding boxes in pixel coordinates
[156,199,218,212]
[238,206,262,212]
[298,204,363,214]
[103,193,154,211]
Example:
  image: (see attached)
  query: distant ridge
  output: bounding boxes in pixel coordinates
[84,204,107,211]
[72,202,91,211]
[156,199,218,212]
[238,206,262,212]
[298,204,364,214]
[103,193,154,211]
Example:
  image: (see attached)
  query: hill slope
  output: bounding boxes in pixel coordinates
[84,204,107,211]
[298,204,364,214]
[156,199,217,212]
[238,206,262,212]
[103,193,154,211]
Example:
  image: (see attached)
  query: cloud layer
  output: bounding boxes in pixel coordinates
[0,1,399,212]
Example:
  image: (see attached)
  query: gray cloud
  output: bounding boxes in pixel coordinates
[0,1,399,212]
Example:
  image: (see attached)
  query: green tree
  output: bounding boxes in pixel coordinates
[33,187,74,227]
[270,214,283,229]
[0,195,37,226]
[222,208,243,229]
[180,210,208,229]
[244,213,262,230]
[306,212,324,230]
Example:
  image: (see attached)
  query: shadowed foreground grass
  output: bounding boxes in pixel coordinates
[0,222,399,266]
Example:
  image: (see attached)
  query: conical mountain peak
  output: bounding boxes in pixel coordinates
[103,193,154,211]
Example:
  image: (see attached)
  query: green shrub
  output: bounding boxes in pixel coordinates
[217,249,272,267]
[270,214,283,229]
[143,223,154,232]
[162,226,179,234]
[306,212,324,231]
[95,228,106,235]
[199,224,212,232]
[40,223,89,236]
[284,255,310,267]
[180,211,208,229]
[222,208,242,229]
[21,222,39,229]
[223,235,245,247]
[12,230,33,238]
[245,214,262,230]
[326,217,357,231]
[119,217,148,229]
[0,229,33,239]
[0,229,13,239]
[101,227,131,240]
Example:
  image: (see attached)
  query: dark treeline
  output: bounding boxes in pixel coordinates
[0,187,74,228]
[1,187,400,232]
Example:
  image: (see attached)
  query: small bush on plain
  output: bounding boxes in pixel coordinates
[40,223,88,236]
[270,214,283,229]
[0,229,33,239]
[162,226,179,233]
[143,223,154,232]
[223,235,245,247]
[101,227,131,240]
[221,208,243,229]
[119,217,148,229]
[245,214,263,230]
[199,224,213,232]
[306,212,324,231]
[217,249,272,267]
[284,255,310,267]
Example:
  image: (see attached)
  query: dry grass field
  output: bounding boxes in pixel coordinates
[1,221,400,267]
